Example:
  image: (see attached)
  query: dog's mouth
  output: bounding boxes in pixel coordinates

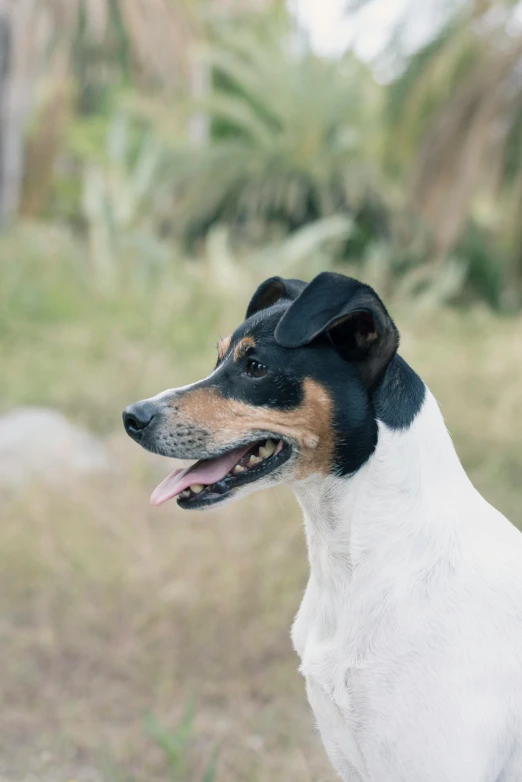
[150,438,292,509]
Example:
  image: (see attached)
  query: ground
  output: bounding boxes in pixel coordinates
[1,246,521,781]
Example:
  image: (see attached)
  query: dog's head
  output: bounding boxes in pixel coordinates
[123,272,403,510]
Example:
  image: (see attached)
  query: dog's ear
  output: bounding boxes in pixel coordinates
[246,276,306,319]
[275,272,399,389]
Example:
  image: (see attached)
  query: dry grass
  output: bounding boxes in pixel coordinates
[1,245,522,781]
[1,469,323,781]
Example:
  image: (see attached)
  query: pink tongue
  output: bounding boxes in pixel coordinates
[150,444,253,506]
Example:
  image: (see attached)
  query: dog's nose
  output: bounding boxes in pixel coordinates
[123,401,156,436]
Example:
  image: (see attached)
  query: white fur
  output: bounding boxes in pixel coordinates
[148,363,224,403]
[290,389,522,781]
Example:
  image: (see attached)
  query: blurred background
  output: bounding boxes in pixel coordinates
[1,0,522,779]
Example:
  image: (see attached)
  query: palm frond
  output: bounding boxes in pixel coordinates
[410,33,522,255]
[385,13,479,169]
[164,16,384,241]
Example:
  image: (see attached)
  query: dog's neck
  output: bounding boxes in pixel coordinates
[292,366,475,593]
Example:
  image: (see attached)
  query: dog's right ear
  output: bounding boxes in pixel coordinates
[246,276,306,319]
[275,272,399,390]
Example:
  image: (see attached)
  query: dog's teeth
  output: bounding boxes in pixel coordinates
[189,484,204,494]
[259,438,276,458]
[233,464,245,474]
[180,489,191,498]
[248,455,262,466]
[266,438,277,454]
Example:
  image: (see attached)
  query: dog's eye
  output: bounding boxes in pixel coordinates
[244,359,267,379]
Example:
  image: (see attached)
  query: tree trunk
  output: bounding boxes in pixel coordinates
[188,55,210,147]
[0,2,15,227]
[0,0,40,229]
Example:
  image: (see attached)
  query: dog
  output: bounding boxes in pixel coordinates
[123,272,522,782]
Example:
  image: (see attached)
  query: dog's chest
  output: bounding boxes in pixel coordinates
[292,582,372,780]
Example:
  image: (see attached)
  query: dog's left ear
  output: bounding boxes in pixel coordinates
[246,276,307,319]
[275,272,399,389]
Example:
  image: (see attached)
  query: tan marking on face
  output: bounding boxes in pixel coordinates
[217,335,231,362]
[173,378,334,479]
[233,336,256,363]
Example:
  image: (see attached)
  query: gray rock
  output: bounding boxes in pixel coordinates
[0,407,108,489]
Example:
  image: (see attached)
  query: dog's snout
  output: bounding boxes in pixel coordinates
[123,401,157,437]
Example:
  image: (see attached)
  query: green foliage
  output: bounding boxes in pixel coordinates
[80,113,173,293]
[0,223,89,335]
[144,701,219,782]
[0,221,226,429]
[502,104,522,187]
[384,13,480,173]
[11,0,522,310]
[383,0,522,306]
[166,16,385,243]
[347,236,469,312]
[455,221,509,309]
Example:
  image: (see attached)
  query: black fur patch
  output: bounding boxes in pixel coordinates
[202,297,425,478]
[373,356,426,431]
[210,308,305,411]
[246,277,306,319]
[194,275,426,478]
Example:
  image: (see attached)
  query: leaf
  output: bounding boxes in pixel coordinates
[166,16,382,239]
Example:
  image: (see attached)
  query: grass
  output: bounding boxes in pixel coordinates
[144,702,220,782]
[1,223,522,780]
